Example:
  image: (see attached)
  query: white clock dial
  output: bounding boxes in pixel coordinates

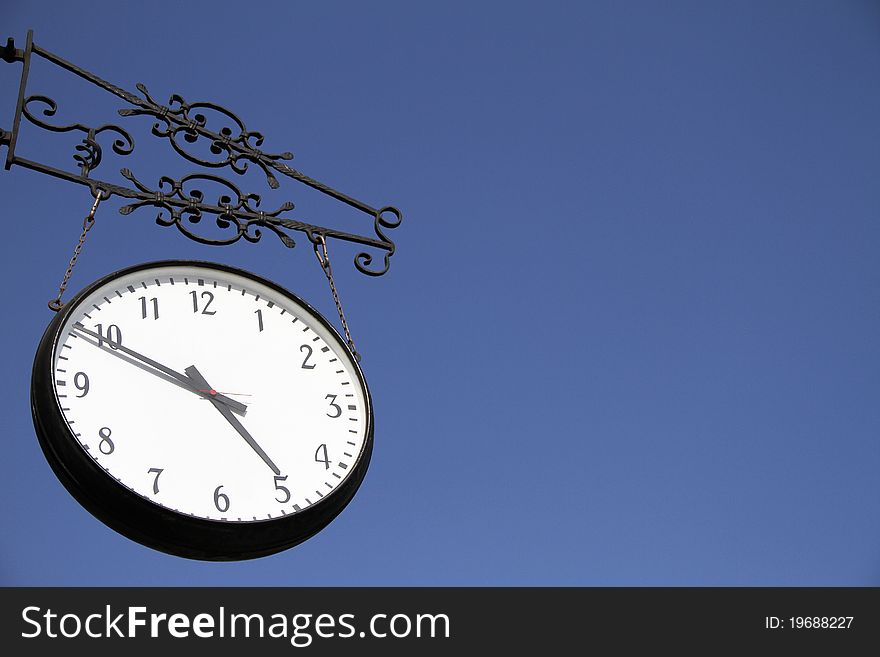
[49,263,369,523]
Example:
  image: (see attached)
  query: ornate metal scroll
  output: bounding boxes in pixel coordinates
[0,30,401,276]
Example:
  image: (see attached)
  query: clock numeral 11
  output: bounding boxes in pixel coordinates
[139,296,159,320]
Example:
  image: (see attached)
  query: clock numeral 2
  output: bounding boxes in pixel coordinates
[191,290,217,315]
[274,475,291,503]
[213,485,230,512]
[98,427,114,455]
[95,324,122,349]
[139,296,159,320]
[300,344,315,369]
[148,467,163,494]
[315,444,330,470]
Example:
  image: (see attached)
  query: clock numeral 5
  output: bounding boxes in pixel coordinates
[95,323,122,349]
[98,427,114,455]
[315,443,330,470]
[274,475,291,503]
[191,290,217,315]
[213,485,230,513]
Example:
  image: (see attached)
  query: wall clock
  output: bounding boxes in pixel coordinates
[31,260,373,560]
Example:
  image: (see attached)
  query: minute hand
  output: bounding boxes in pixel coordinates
[71,323,247,416]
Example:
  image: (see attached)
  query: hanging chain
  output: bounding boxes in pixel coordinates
[48,191,103,311]
[313,234,361,362]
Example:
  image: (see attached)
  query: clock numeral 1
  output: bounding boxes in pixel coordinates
[139,296,159,320]
[315,444,330,470]
[191,290,217,315]
[98,427,114,455]
[274,475,291,503]
[148,467,164,494]
[95,324,122,349]
[325,394,342,418]
[213,485,230,513]
[255,308,264,332]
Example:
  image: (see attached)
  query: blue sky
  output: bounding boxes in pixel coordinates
[1,1,878,585]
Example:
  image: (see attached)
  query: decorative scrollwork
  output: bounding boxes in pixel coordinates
[117,168,296,248]
[118,84,294,189]
[21,95,133,175]
[354,207,401,276]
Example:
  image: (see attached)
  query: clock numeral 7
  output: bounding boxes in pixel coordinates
[147,467,163,494]
[274,475,291,503]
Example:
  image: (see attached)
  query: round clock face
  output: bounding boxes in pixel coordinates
[31,260,372,559]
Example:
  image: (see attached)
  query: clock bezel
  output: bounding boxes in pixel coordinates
[31,259,373,561]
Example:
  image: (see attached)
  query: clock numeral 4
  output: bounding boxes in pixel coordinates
[148,467,163,495]
[213,485,230,513]
[315,444,330,470]
[98,427,114,455]
[274,475,291,503]
[139,296,159,320]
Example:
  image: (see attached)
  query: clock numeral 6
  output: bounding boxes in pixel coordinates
[273,475,291,503]
[95,323,122,349]
[315,444,330,470]
[213,485,230,513]
[325,394,342,418]
[98,427,114,455]
[74,372,89,398]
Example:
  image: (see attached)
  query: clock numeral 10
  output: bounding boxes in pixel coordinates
[98,427,114,455]
[95,324,122,349]
[315,444,330,470]
[139,296,159,320]
[213,485,230,513]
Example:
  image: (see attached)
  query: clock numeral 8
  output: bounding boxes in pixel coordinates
[213,485,230,513]
[98,427,114,455]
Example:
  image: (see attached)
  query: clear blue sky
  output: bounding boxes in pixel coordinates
[1,1,878,585]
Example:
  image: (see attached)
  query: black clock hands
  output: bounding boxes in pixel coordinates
[184,365,281,476]
[71,323,247,416]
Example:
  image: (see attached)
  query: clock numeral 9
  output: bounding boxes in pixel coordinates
[274,475,291,503]
[315,444,330,470]
[95,324,122,349]
[74,372,89,398]
[325,394,342,418]
[191,290,217,315]
[98,427,114,455]
[213,485,230,513]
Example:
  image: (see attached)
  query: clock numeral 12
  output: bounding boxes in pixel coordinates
[191,290,217,315]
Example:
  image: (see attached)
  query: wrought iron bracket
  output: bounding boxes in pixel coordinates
[1,30,401,276]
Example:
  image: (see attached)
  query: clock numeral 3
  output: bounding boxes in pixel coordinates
[148,467,163,494]
[139,296,159,320]
[300,344,316,369]
[191,290,217,315]
[95,324,122,349]
[315,444,330,470]
[273,475,291,503]
[325,394,342,418]
[73,372,89,398]
[213,485,230,513]
[98,427,114,455]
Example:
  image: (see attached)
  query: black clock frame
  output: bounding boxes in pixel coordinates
[31,260,373,561]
